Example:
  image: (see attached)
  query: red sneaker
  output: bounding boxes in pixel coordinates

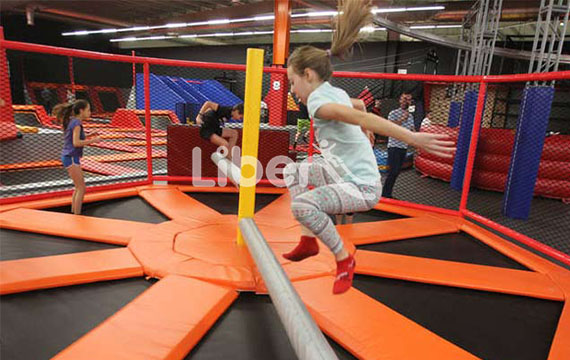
[283,236,319,262]
[333,254,355,294]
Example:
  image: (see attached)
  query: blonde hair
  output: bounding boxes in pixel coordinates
[288,0,373,80]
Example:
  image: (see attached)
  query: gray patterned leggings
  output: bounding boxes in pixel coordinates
[284,157,382,254]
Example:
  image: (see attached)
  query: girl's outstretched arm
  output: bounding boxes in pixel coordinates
[316,103,455,158]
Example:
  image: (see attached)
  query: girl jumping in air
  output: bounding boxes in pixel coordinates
[283,0,455,294]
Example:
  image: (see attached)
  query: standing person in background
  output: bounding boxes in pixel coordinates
[293,101,311,150]
[381,92,415,199]
[41,87,53,115]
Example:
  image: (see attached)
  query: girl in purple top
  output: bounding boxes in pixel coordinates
[54,100,101,215]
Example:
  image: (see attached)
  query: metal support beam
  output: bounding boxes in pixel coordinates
[372,15,570,65]
[528,0,569,77]
[239,218,338,360]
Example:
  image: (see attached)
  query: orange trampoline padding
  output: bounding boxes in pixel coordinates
[87,150,166,163]
[0,160,60,171]
[0,208,152,245]
[254,193,298,229]
[115,139,167,146]
[0,187,139,213]
[294,276,480,360]
[100,134,127,139]
[0,248,143,295]
[81,158,142,176]
[460,221,569,275]
[53,275,238,360]
[88,142,139,153]
[139,188,221,223]
[338,217,459,245]
[355,250,565,301]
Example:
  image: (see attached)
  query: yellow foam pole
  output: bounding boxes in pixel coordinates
[237,48,264,245]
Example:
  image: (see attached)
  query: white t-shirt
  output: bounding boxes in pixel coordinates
[307,82,380,186]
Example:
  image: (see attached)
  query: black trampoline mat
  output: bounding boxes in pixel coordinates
[186,193,280,215]
[0,229,119,261]
[118,158,167,172]
[353,275,563,360]
[0,167,98,186]
[358,232,528,270]
[187,292,356,360]
[138,115,171,130]
[14,112,40,127]
[0,133,123,165]
[0,133,63,163]
[0,278,153,360]
[47,196,169,224]
[345,208,406,223]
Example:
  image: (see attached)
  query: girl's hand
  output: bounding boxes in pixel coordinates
[91,136,102,143]
[195,115,203,125]
[410,132,455,158]
[88,130,99,137]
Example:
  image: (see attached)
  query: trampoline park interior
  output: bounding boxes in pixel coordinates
[1,1,570,359]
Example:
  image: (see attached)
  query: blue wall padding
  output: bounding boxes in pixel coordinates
[502,86,554,220]
[177,81,209,104]
[448,101,462,127]
[200,80,242,105]
[159,76,199,104]
[451,90,480,191]
[136,73,184,111]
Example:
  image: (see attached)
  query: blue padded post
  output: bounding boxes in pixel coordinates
[502,86,554,220]
[448,101,462,127]
[451,90,480,191]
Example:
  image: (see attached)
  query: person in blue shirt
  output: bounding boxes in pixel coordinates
[196,101,243,160]
[283,0,455,294]
[381,92,416,198]
[54,100,101,215]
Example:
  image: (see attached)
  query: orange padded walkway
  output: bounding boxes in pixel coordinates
[337,216,460,245]
[53,275,237,360]
[294,276,480,360]
[354,250,564,300]
[0,248,143,295]
[139,188,222,224]
[254,193,298,229]
[0,208,153,245]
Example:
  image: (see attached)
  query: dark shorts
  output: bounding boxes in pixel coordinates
[62,155,81,168]
[199,114,223,140]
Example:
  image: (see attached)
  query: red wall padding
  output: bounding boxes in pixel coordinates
[0,122,18,141]
[415,125,570,200]
[111,109,143,129]
[167,125,293,180]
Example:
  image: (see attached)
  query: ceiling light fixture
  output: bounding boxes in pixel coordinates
[65,5,445,36]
